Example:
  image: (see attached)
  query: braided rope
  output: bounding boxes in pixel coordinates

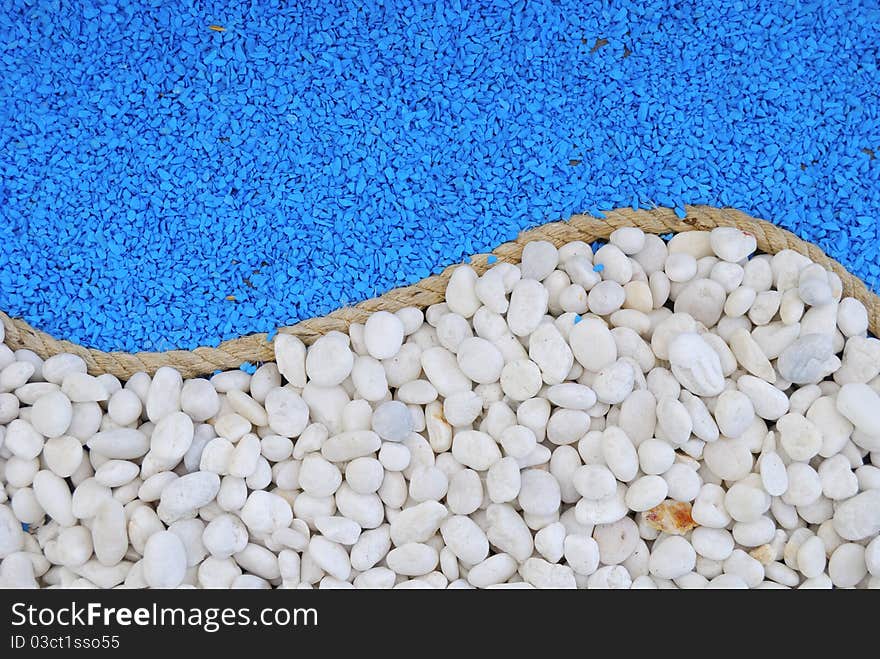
[2,205,877,379]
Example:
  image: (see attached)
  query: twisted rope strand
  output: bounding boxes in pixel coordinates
[2,206,876,379]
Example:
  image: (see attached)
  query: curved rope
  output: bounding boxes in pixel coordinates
[2,206,877,379]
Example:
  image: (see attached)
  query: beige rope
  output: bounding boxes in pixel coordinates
[2,205,877,379]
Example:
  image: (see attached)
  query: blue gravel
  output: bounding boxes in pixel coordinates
[1,0,878,353]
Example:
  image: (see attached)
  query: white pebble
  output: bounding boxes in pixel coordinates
[710,227,756,263]
[143,531,187,588]
[364,311,405,360]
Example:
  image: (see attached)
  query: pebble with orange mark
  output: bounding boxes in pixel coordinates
[425,400,453,453]
[748,544,777,565]
[644,500,698,535]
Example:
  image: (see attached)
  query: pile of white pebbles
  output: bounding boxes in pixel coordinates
[1,226,879,589]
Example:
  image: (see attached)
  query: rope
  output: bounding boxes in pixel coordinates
[2,205,877,379]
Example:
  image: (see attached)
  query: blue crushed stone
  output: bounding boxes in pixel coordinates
[0,0,878,353]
